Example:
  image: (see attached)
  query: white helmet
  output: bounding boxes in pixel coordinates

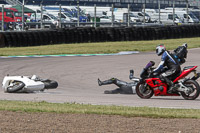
[156,44,166,56]
[182,43,187,48]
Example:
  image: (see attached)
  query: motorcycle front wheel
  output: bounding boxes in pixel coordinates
[43,79,58,89]
[136,82,154,99]
[181,79,200,100]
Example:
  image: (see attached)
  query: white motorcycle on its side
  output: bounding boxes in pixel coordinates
[2,75,58,93]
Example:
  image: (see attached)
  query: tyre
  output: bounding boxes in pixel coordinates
[57,29,64,44]
[27,31,34,46]
[3,32,12,47]
[10,32,18,47]
[136,82,154,99]
[47,30,55,44]
[43,80,58,89]
[32,31,40,46]
[181,79,200,100]
[68,28,75,43]
[22,32,29,46]
[41,31,48,45]
[85,28,92,42]
[6,81,25,93]
[0,33,5,47]
[29,31,36,46]
[91,28,96,42]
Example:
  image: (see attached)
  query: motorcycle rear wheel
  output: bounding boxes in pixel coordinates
[7,81,25,93]
[181,79,200,100]
[136,82,154,99]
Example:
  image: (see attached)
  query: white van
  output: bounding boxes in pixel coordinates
[32,13,67,28]
[160,8,199,23]
[175,11,199,23]
[80,6,111,17]
[145,9,183,24]
[51,12,77,22]
[132,12,151,22]
[43,6,77,22]
[107,11,140,22]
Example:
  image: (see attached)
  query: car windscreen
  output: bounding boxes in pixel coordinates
[144,13,150,17]
[129,13,137,17]
[14,12,22,17]
[189,13,198,19]
[48,14,57,20]
[63,12,73,17]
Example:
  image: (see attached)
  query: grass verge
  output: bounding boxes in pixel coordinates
[0,100,200,118]
[0,37,200,56]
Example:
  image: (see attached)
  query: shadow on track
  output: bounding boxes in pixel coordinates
[151,97,200,101]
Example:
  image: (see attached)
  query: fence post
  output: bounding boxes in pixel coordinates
[173,0,175,25]
[22,1,25,31]
[111,4,114,27]
[77,0,80,27]
[158,1,161,24]
[94,4,96,28]
[2,5,4,31]
[186,0,189,23]
[59,4,62,28]
[128,4,130,27]
[143,3,145,23]
[40,4,43,29]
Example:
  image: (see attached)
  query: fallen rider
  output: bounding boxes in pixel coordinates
[98,70,139,94]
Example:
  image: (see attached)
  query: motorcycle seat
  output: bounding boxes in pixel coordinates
[170,71,182,81]
[183,66,195,70]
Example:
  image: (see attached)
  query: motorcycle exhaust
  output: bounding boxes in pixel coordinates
[191,72,200,81]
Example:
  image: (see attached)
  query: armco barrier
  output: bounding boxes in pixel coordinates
[1,25,200,47]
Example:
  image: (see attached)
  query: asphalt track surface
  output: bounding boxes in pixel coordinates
[0,48,200,109]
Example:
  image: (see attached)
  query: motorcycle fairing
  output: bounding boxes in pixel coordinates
[2,76,45,92]
[145,78,179,96]
[173,66,197,83]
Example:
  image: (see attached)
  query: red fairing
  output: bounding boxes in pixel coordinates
[146,78,171,96]
[173,66,197,83]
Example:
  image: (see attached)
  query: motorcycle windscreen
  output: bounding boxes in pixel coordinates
[140,61,155,78]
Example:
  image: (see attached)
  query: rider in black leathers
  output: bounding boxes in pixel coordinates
[153,44,181,93]
[98,77,137,94]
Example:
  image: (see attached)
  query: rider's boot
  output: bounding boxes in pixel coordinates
[160,75,175,93]
[165,78,175,93]
[98,78,115,86]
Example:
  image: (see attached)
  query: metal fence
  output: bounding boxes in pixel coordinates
[0,1,195,31]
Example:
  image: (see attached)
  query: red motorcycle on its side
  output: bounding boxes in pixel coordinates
[135,61,200,100]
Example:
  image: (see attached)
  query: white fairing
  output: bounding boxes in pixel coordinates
[2,75,45,92]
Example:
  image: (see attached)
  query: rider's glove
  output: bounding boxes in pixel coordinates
[150,72,158,77]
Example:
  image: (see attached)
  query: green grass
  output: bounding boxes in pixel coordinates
[0,100,200,118]
[1,37,200,56]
